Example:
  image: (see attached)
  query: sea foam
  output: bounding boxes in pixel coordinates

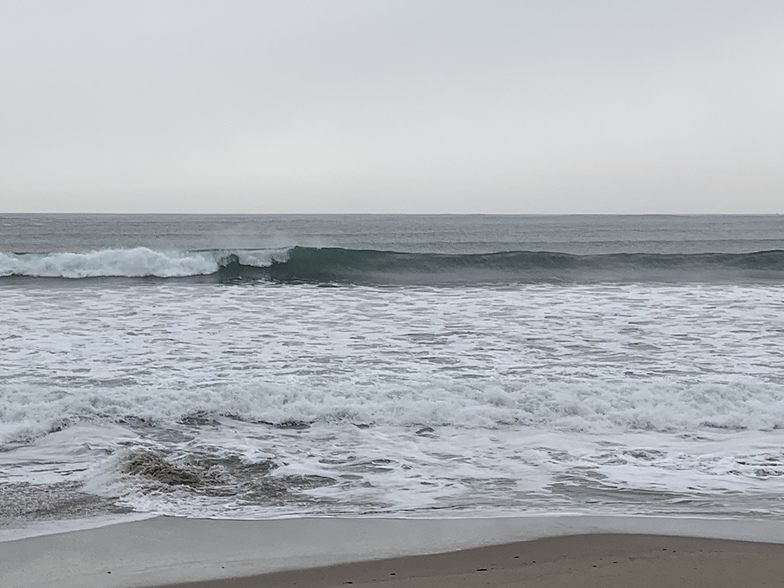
[0,248,290,278]
[2,276,783,520]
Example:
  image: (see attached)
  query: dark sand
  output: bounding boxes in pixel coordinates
[4,516,784,587]
[162,534,784,588]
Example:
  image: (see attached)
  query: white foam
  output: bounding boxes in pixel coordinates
[1,283,783,438]
[0,247,290,278]
[2,374,783,447]
[62,422,784,519]
[2,282,784,519]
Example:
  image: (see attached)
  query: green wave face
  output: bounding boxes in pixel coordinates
[2,247,783,284]
[231,247,784,285]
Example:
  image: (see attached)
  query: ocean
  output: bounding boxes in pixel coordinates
[1,214,783,534]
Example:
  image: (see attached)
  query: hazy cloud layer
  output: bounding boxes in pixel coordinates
[1,1,783,213]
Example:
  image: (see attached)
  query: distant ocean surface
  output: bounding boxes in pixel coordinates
[1,214,784,533]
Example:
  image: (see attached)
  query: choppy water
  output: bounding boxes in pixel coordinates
[1,215,783,531]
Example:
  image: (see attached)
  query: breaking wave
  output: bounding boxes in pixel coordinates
[1,247,783,283]
[4,374,784,447]
[0,247,290,279]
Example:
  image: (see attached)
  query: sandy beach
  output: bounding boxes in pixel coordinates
[2,516,784,587]
[162,534,784,588]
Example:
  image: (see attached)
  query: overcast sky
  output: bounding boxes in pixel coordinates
[1,1,782,214]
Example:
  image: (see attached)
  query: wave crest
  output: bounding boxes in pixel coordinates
[1,247,782,283]
[0,247,291,279]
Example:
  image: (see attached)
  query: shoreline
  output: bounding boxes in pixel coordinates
[3,515,784,587]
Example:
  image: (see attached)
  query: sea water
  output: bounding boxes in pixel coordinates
[1,215,783,531]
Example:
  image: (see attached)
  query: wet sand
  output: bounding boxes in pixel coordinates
[3,516,784,587]
[163,534,784,588]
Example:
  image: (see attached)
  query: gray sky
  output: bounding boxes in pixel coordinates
[1,1,783,213]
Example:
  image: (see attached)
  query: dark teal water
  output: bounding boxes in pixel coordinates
[2,215,783,284]
[2,214,783,255]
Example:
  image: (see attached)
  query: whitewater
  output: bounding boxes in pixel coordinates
[1,214,783,535]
